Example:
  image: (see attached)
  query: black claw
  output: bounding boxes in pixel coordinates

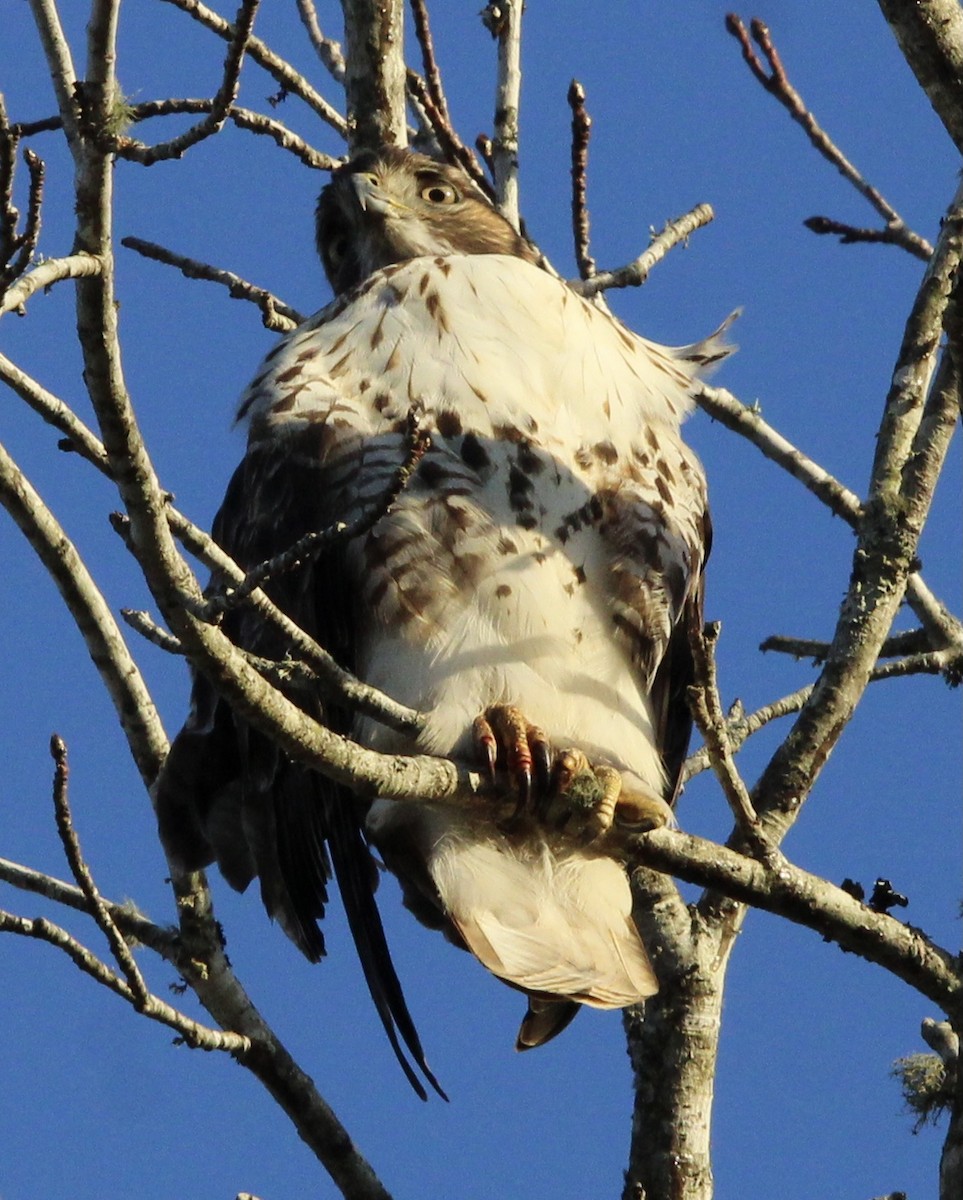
[517,765,533,810]
[532,740,553,798]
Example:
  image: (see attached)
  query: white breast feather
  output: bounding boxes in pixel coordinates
[241,253,715,1011]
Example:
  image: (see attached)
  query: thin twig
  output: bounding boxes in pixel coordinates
[121,236,304,330]
[761,628,935,662]
[49,734,152,1008]
[199,411,430,620]
[131,99,338,169]
[121,608,185,655]
[694,380,963,648]
[869,648,963,684]
[572,203,715,298]
[111,0,259,165]
[1,147,46,289]
[158,0,347,134]
[682,685,814,783]
[294,0,345,82]
[410,0,451,129]
[16,148,44,266]
[0,96,20,271]
[17,100,339,171]
[725,13,932,261]
[404,71,492,194]
[0,906,251,1052]
[803,215,930,256]
[567,80,595,280]
[0,855,173,953]
[686,622,776,858]
[683,639,963,786]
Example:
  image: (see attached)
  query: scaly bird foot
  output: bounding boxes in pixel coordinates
[473,705,552,823]
[549,748,674,842]
[472,711,673,841]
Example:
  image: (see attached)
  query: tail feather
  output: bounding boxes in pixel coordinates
[675,308,741,373]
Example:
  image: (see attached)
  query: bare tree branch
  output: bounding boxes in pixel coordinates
[750,180,963,837]
[482,0,523,228]
[0,144,46,290]
[682,685,814,783]
[340,0,407,153]
[686,622,774,857]
[635,828,962,1010]
[295,0,346,82]
[110,0,261,165]
[572,203,716,298]
[0,905,252,1052]
[121,236,305,330]
[159,0,348,134]
[725,13,932,260]
[695,380,963,648]
[0,855,173,954]
[18,99,340,170]
[0,437,168,785]
[876,0,963,158]
[50,734,152,1007]
[760,628,934,662]
[567,79,596,280]
[1,251,102,317]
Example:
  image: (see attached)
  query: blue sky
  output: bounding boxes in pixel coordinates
[1,3,960,1198]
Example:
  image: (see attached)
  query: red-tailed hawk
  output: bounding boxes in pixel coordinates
[157,148,727,1098]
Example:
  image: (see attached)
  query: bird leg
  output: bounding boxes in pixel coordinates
[472,707,672,840]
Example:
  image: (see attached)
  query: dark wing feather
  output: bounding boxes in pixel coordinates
[649,513,712,805]
[155,427,443,1098]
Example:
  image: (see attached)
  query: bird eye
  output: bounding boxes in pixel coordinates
[420,182,458,205]
[326,235,346,264]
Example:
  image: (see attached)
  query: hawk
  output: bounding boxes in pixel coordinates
[157,148,727,1098]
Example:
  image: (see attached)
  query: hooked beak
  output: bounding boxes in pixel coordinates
[351,172,405,217]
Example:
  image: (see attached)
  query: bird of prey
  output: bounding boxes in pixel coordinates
[157,147,728,1098]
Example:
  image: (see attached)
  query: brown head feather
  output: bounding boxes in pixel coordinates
[316,147,538,293]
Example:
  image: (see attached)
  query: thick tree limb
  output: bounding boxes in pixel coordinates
[877,0,963,159]
[749,181,963,836]
[340,0,407,153]
[635,828,963,1012]
[484,0,523,229]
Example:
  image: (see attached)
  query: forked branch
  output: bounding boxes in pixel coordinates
[725,13,932,260]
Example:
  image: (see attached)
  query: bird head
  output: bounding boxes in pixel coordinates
[315,147,538,293]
